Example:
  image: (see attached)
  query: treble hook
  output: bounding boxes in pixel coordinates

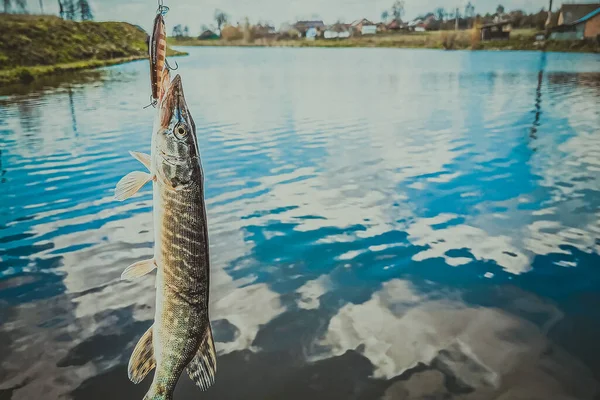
[165,58,179,71]
[143,95,157,109]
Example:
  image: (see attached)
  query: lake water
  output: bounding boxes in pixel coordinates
[1,47,599,399]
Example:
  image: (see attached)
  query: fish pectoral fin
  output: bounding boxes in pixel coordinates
[114,171,152,201]
[121,259,157,280]
[128,325,155,384]
[129,151,152,172]
[186,325,217,391]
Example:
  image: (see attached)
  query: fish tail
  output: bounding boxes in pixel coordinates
[185,325,217,390]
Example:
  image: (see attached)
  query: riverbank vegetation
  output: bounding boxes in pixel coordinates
[171,29,599,53]
[169,1,599,54]
[0,14,184,85]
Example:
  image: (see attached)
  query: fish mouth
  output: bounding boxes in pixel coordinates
[166,74,183,103]
[160,74,184,127]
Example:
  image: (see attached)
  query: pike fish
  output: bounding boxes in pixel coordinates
[149,13,168,102]
[115,74,216,400]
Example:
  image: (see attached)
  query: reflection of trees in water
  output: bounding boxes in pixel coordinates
[16,97,43,137]
[0,149,6,183]
[530,52,547,140]
[67,87,79,137]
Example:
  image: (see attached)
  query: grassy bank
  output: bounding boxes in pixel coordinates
[171,29,599,53]
[0,14,186,85]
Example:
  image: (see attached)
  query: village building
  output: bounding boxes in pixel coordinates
[294,20,325,37]
[324,23,351,39]
[481,20,512,40]
[198,30,218,40]
[351,18,377,35]
[550,4,600,40]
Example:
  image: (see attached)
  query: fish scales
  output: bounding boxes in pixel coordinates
[114,74,216,400]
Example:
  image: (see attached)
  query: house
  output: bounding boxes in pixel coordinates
[387,19,407,31]
[253,23,276,38]
[306,27,318,40]
[550,4,600,40]
[351,18,377,35]
[294,20,325,37]
[481,20,512,40]
[557,3,600,25]
[324,23,351,39]
[198,30,218,40]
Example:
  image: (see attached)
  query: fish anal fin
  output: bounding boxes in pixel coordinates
[121,259,157,280]
[129,151,152,171]
[186,325,217,391]
[128,326,155,384]
[114,171,152,201]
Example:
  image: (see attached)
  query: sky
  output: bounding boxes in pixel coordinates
[37,0,598,35]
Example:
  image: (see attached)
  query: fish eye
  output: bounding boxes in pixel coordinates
[174,123,188,139]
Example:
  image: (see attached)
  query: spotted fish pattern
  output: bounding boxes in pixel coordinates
[115,74,216,400]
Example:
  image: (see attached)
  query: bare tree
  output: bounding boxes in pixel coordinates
[15,0,28,13]
[391,0,405,22]
[63,0,76,19]
[381,10,389,22]
[38,0,43,13]
[214,9,228,31]
[77,0,92,20]
[464,2,475,18]
[172,24,183,37]
[435,7,445,21]
[3,0,11,13]
[183,25,189,37]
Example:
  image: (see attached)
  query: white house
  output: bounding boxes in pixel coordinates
[361,25,377,35]
[306,27,318,40]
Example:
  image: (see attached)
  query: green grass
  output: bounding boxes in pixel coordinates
[170,29,599,53]
[0,14,186,85]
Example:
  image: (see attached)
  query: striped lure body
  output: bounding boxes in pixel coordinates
[149,13,167,101]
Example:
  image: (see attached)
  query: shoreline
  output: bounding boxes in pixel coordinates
[170,32,600,54]
[0,51,188,86]
[0,14,189,86]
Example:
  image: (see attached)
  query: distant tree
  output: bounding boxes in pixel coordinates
[63,0,76,19]
[496,4,505,14]
[172,24,183,37]
[183,25,190,37]
[464,2,475,18]
[435,7,445,21]
[381,10,389,22]
[38,0,43,13]
[391,0,405,21]
[214,9,228,32]
[14,0,27,13]
[200,24,209,32]
[3,0,11,13]
[77,0,92,20]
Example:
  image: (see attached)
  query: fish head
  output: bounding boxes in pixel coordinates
[154,74,202,190]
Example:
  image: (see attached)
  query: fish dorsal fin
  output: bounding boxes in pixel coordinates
[129,151,152,171]
[186,326,217,390]
[121,258,157,280]
[128,326,155,384]
[114,171,152,201]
